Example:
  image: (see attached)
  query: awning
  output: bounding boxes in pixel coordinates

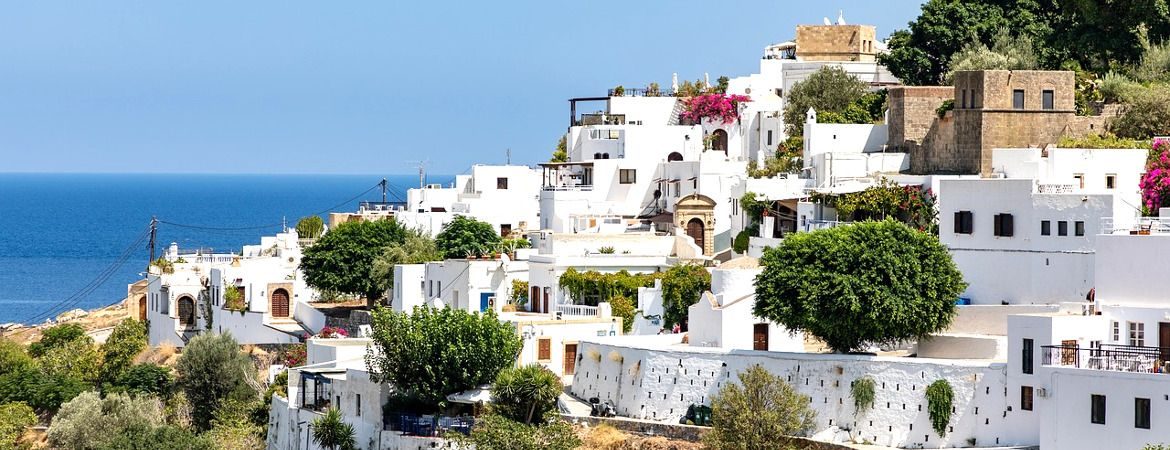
[446,385,492,405]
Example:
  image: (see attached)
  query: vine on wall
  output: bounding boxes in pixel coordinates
[926,379,954,437]
[851,377,876,416]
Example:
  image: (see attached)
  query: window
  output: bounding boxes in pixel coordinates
[356,394,362,417]
[500,224,512,237]
[1129,322,1146,347]
[1106,174,1117,189]
[1058,221,1069,236]
[1022,338,1034,374]
[1074,173,1085,188]
[1021,386,1034,411]
[537,337,551,361]
[1075,221,1085,237]
[1042,90,1054,110]
[497,177,508,189]
[1136,397,1151,429]
[994,213,1014,237]
[962,89,968,108]
[437,281,441,297]
[1041,220,1051,236]
[428,280,433,297]
[972,91,980,108]
[619,169,636,184]
[767,130,773,146]
[1092,394,1107,424]
[1113,321,1121,341]
[954,211,974,234]
[1013,89,1025,109]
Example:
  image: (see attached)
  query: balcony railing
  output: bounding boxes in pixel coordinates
[1042,344,1170,374]
[1101,217,1170,235]
[1037,183,1076,194]
[384,412,474,436]
[801,220,852,232]
[542,184,593,192]
[609,87,676,97]
[556,303,599,318]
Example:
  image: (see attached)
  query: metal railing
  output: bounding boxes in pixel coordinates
[1100,217,1170,235]
[541,184,593,192]
[802,220,852,232]
[384,412,474,436]
[1037,183,1076,194]
[609,87,676,97]
[556,303,599,318]
[1041,345,1170,374]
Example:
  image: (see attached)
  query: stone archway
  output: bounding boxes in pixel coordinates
[710,129,728,154]
[675,194,717,256]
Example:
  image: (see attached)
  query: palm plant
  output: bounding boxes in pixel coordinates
[311,409,356,450]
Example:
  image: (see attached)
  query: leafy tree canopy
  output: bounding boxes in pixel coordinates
[550,136,568,163]
[753,220,966,352]
[783,66,869,135]
[97,424,213,450]
[369,228,443,300]
[702,365,816,450]
[454,414,580,450]
[301,219,409,302]
[0,402,36,450]
[0,339,34,377]
[944,27,1039,83]
[175,333,256,431]
[1112,86,1170,139]
[366,306,522,410]
[661,264,712,330]
[99,319,148,387]
[114,363,175,399]
[435,215,503,259]
[48,391,164,450]
[28,323,88,358]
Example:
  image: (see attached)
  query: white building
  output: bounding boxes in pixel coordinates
[938,147,1146,305]
[146,231,324,347]
[395,164,542,237]
[390,252,532,314]
[686,257,803,352]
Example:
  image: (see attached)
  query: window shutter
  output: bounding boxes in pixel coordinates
[1001,214,1014,237]
[954,212,963,234]
[994,215,1002,236]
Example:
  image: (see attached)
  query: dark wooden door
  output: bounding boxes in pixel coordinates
[564,344,577,375]
[530,286,539,312]
[1160,323,1170,360]
[753,323,769,351]
[177,296,195,326]
[271,288,290,318]
[138,296,147,321]
[687,218,705,253]
[1061,339,1078,365]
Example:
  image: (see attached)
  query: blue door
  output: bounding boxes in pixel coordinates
[480,293,494,312]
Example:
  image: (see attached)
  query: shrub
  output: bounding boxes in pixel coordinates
[39,337,101,383]
[97,424,212,450]
[295,215,325,240]
[510,280,529,307]
[703,365,815,449]
[680,94,751,124]
[491,365,562,424]
[1099,71,1145,103]
[455,414,579,450]
[28,323,88,357]
[661,264,712,330]
[926,380,954,437]
[0,340,33,377]
[0,402,36,449]
[1136,42,1170,83]
[435,215,502,259]
[115,363,174,398]
[851,377,876,416]
[597,246,615,254]
[175,333,256,431]
[311,409,356,450]
[100,319,148,386]
[48,391,164,450]
[1143,141,1170,211]
[316,326,348,339]
[754,220,965,352]
[936,99,954,118]
[0,367,87,412]
[222,285,246,312]
[608,295,635,334]
[1112,87,1170,139]
[783,66,868,135]
[1058,133,1150,149]
[366,307,522,410]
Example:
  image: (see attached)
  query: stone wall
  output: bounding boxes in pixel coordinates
[887,86,955,174]
[795,25,877,62]
[325,309,372,337]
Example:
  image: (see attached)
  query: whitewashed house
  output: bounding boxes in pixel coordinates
[686,257,803,352]
[395,164,542,238]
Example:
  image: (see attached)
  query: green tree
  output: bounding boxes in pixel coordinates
[175,333,256,431]
[295,215,325,240]
[0,402,36,450]
[783,66,868,135]
[1112,87,1170,139]
[39,338,101,383]
[609,295,635,333]
[0,367,87,412]
[661,264,712,330]
[455,414,580,450]
[435,215,503,259]
[28,323,88,357]
[0,340,33,377]
[550,135,568,163]
[97,424,213,450]
[115,364,174,398]
[753,220,966,353]
[300,219,409,304]
[366,306,522,410]
[491,365,562,425]
[99,319,148,387]
[945,27,1039,83]
[880,1,1014,85]
[369,228,443,301]
[310,408,356,450]
[702,365,816,450]
[48,391,164,450]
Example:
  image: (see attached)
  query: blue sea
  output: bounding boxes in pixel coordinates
[0,173,450,325]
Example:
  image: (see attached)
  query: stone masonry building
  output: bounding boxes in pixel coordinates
[795,24,878,62]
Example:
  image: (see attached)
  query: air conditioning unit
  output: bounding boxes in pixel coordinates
[1036,388,1048,398]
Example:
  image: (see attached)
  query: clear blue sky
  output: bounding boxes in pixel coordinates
[0,1,923,175]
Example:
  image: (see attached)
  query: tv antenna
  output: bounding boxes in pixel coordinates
[407,160,429,188]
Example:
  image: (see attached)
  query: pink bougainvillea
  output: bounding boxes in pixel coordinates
[316,326,348,339]
[1141,140,1170,212]
[680,94,751,124]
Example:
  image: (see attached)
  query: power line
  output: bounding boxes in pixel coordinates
[156,180,385,232]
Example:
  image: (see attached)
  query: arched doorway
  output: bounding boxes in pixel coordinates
[271,288,290,318]
[687,218,705,252]
[710,129,728,154]
[177,295,195,327]
[137,295,147,321]
[667,152,684,162]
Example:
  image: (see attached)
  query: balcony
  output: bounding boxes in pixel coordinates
[608,87,676,97]
[1101,217,1170,235]
[556,303,599,318]
[1037,183,1076,194]
[384,412,474,436]
[1042,344,1170,374]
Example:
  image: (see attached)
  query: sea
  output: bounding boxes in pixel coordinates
[0,173,451,325]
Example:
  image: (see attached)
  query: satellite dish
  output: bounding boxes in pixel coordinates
[823,17,832,25]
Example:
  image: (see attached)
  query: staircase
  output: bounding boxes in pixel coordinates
[668,99,685,125]
[267,318,312,340]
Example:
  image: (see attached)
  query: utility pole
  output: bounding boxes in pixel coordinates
[148,217,158,263]
[381,178,387,203]
[418,163,425,188]
[506,148,511,165]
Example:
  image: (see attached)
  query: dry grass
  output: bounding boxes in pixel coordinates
[137,343,180,367]
[576,424,703,450]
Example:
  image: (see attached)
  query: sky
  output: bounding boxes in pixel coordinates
[0,1,924,175]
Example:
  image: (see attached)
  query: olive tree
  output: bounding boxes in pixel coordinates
[782,66,868,135]
[753,220,966,353]
[703,365,815,450]
[366,306,522,410]
[175,333,256,431]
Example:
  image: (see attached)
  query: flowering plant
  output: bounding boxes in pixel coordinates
[282,344,306,367]
[680,94,750,124]
[1141,140,1170,211]
[317,326,349,339]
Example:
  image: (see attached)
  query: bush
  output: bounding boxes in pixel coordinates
[311,409,356,450]
[1099,71,1145,103]
[661,264,712,330]
[608,295,635,334]
[48,391,164,450]
[97,424,213,450]
[851,377,876,415]
[435,215,503,259]
[1136,42,1170,83]
[1111,87,1170,139]
[208,398,266,450]
[115,363,174,398]
[703,365,815,449]
[0,367,87,412]
[926,380,954,437]
[783,66,868,135]
[510,280,529,307]
[100,319,148,386]
[295,215,325,240]
[491,365,562,424]
[0,402,36,449]
[1058,133,1149,149]
[0,340,33,377]
[39,337,101,383]
[936,99,955,118]
[455,414,579,450]
[753,220,966,352]
[175,333,256,431]
[28,323,88,358]
[366,307,522,410]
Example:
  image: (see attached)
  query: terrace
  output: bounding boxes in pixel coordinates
[1100,217,1170,235]
[1042,344,1170,374]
